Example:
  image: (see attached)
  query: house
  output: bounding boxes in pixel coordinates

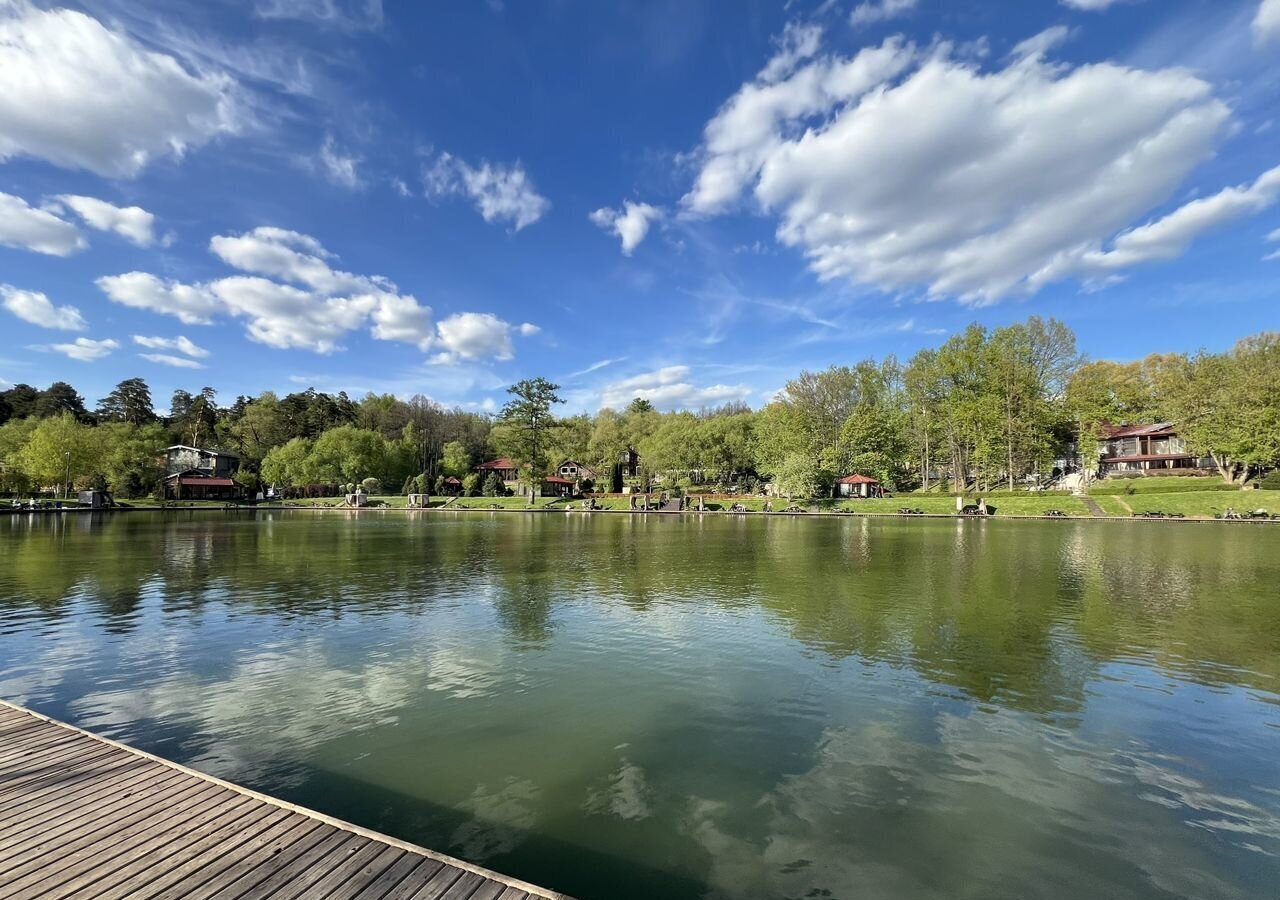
[835,473,882,498]
[554,460,598,490]
[163,471,241,501]
[164,445,238,478]
[542,476,576,497]
[441,476,463,496]
[619,448,640,478]
[476,457,520,487]
[1097,423,1214,476]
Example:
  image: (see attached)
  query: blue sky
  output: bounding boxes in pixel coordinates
[1,0,1278,414]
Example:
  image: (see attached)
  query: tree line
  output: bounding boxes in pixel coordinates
[1,317,1277,499]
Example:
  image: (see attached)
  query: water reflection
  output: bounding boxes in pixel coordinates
[1,512,1278,899]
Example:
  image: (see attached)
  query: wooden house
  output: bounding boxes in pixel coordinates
[164,445,239,477]
[475,457,520,488]
[835,473,881,498]
[1097,424,1214,476]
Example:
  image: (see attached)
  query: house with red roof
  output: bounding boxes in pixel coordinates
[835,473,882,498]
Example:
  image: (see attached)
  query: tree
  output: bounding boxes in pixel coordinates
[772,452,820,501]
[628,398,655,415]
[587,409,630,492]
[98,422,168,497]
[441,441,471,479]
[305,425,388,485]
[14,413,95,495]
[224,392,290,471]
[482,471,505,497]
[498,378,563,494]
[261,438,313,487]
[98,378,156,426]
[0,384,40,420]
[33,382,90,421]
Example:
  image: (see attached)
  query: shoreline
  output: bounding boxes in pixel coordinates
[5,503,1277,524]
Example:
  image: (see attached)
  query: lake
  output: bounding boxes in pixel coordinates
[1,511,1278,899]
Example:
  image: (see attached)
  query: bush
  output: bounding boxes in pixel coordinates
[1258,470,1280,491]
[361,477,381,494]
[482,472,505,497]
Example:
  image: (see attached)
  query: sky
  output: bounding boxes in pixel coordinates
[1,0,1279,415]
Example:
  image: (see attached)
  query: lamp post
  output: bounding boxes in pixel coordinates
[63,450,71,501]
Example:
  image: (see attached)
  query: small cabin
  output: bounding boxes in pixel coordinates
[163,471,241,501]
[835,473,881,498]
[542,476,575,498]
[441,476,463,496]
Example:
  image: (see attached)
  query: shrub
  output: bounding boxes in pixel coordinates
[1258,470,1280,491]
[361,477,381,494]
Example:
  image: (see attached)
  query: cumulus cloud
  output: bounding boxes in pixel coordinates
[139,353,204,368]
[0,192,84,256]
[423,152,550,231]
[52,195,164,247]
[96,272,221,325]
[0,1,241,177]
[683,29,1250,302]
[43,337,120,362]
[1256,0,1280,45]
[104,227,531,360]
[599,366,752,411]
[518,322,540,336]
[254,0,384,31]
[132,335,209,358]
[849,0,917,26]
[589,202,663,255]
[431,312,517,365]
[1,285,87,331]
[1060,0,1135,9]
[318,135,361,188]
[1011,26,1075,60]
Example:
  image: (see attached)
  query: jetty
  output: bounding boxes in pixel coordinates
[0,700,569,900]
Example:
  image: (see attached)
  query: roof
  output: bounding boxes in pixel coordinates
[543,476,574,485]
[836,473,880,484]
[476,457,518,470]
[443,476,463,484]
[165,444,239,458]
[1101,423,1177,439]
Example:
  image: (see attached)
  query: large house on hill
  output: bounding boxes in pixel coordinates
[162,445,241,500]
[1097,423,1214,476]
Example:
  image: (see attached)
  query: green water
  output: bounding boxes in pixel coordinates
[1,512,1278,899]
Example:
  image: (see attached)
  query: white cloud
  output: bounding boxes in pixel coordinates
[599,365,752,411]
[681,36,917,215]
[44,337,119,362]
[0,1,241,177]
[318,135,361,189]
[132,335,209,358]
[685,30,1244,302]
[209,275,376,353]
[1256,0,1280,45]
[254,0,384,31]
[589,202,663,255]
[518,322,540,336]
[431,312,516,364]
[1048,165,1280,280]
[139,352,204,368]
[849,0,917,27]
[52,195,163,247]
[1,285,87,331]
[0,192,84,256]
[1011,26,1075,60]
[423,152,550,231]
[97,272,221,325]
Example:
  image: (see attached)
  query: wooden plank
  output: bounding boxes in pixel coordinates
[0,701,569,900]
[288,842,402,900]
[0,780,226,898]
[349,850,431,900]
[438,871,487,900]
[111,806,297,900]
[205,827,356,900]
[59,797,283,900]
[149,817,324,900]
[405,865,465,900]
[18,785,250,900]
[374,859,446,900]
[0,766,189,859]
[0,757,154,824]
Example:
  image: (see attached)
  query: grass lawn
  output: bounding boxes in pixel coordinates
[1086,475,1237,495]
[1097,490,1276,519]
[447,496,565,509]
[832,494,1090,516]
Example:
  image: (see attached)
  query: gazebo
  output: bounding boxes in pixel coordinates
[835,473,881,498]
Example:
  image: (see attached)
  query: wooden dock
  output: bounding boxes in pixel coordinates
[0,700,570,900]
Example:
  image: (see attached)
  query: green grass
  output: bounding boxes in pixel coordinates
[1087,475,1238,495]
[1103,491,1276,519]
[447,496,566,510]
